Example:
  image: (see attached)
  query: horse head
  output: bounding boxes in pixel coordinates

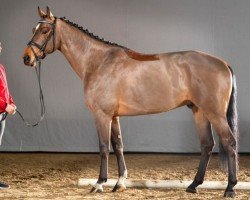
[23,6,58,67]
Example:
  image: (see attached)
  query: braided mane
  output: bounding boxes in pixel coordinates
[59,17,159,61]
[60,17,126,49]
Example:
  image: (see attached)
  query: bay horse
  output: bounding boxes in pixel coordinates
[23,7,239,198]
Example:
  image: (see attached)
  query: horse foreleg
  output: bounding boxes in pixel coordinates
[111,117,127,192]
[90,111,112,193]
[186,107,215,193]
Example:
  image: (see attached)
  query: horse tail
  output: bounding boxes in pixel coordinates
[219,66,239,172]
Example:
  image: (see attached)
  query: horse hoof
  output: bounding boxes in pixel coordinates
[112,184,126,192]
[186,187,197,193]
[224,191,236,198]
[90,186,103,193]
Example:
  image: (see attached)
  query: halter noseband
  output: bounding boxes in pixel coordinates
[27,18,57,61]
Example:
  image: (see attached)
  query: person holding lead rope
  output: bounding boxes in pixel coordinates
[0,41,16,189]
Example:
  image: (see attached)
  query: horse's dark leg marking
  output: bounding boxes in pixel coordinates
[111,117,127,192]
[186,106,214,193]
[209,116,237,198]
[90,111,112,193]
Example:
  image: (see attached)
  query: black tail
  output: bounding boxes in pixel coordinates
[219,69,239,172]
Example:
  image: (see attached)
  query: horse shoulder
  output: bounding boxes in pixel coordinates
[83,66,120,115]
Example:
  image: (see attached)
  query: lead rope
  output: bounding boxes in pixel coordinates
[7,19,56,126]
[15,60,46,127]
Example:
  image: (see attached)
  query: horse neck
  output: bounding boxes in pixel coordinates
[57,19,111,79]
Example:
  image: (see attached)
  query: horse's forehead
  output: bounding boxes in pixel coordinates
[34,23,41,32]
[34,22,49,32]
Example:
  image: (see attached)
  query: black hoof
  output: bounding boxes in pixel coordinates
[90,186,103,193]
[186,187,197,193]
[112,184,126,192]
[0,182,10,189]
[224,191,236,198]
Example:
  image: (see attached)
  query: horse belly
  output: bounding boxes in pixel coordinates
[117,75,186,116]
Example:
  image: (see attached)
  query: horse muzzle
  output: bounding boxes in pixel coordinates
[23,47,37,67]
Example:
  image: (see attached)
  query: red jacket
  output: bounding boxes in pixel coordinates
[0,64,15,113]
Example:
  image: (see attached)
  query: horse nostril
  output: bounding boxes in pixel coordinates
[23,55,30,63]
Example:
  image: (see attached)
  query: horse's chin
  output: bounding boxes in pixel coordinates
[28,60,37,67]
[31,61,37,67]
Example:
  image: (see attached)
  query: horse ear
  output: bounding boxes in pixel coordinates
[46,6,55,20]
[38,6,46,18]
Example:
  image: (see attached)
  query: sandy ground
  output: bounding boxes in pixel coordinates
[0,153,249,200]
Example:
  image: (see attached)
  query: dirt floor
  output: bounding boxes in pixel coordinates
[0,153,249,200]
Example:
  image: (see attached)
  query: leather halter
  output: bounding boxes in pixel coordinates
[27,18,57,61]
[16,19,57,127]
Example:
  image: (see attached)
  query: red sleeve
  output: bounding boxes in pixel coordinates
[9,94,15,105]
[0,75,8,111]
[0,98,7,111]
[0,64,14,110]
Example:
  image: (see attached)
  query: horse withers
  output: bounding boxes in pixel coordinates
[23,7,239,198]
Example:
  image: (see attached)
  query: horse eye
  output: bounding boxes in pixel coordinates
[41,28,49,34]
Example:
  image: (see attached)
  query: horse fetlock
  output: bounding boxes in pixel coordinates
[90,183,103,193]
[188,180,202,190]
[229,179,238,186]
[117,175,126,185]
[194,179,203,185]
[97,177,107,184]
[112,182,126,192]
[113,170,127,192]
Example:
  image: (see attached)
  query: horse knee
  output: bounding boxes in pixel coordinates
[208,141,215,150]
[229,136,237,149]
[201,142,215,155]
[99,145,110,158]
[111,138,124,153]
[220,138,238,158]
[115,144,123,152]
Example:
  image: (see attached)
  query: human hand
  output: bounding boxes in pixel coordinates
[5,104,16,115]
[11,104,17,109]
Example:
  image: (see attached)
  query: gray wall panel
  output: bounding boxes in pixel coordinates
[0,0,249,152]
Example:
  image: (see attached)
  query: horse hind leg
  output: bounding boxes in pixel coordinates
[111,117,127,192]
[208,115,238,198]
[186,106,215,193]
